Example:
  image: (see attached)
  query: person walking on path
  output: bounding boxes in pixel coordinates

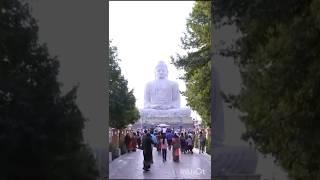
[125,133,131,153]
[180,133,186,154]
[192,131,196,148]
[132,132,137,152]
[137,131,142,149]
[186,135,193,154]
[150,130,158,146]
[160,134,168,162]
[199,131,206,154]
[166,130,173,151]
[150,130,157,163]
[172,133,181,162]
[156,132,162,154]
[142,130,153,171]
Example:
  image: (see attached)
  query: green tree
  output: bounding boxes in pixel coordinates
[0,0,98,179]
[109,41,140,129]
[214,0,320,179]
[172,1,211,127]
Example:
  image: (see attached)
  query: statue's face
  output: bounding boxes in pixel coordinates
[155,65,168,79]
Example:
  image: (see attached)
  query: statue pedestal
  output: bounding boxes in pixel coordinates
[136,108,193,129]
[142,116,192,125]
[142,116,193,129]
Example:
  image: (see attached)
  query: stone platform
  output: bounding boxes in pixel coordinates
[142,116,192,124]
[133,117,193,129]
[133,116,193,129]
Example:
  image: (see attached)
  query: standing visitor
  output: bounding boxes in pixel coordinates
[142,130,153,171]
[166,130,173,150]
[132,132,137,152]
[150,130,157,146]
[137,131,142,149]
[150,130,157,163]
[129,132,134,152]
[186,135,193,154]
[188,131,193,139]
[162,127,167,134]
[161,134,168,162]
[180,133,186,154]
[192,131,196,148]
[125,133,131,153]
[172,133,181,162]
[156,132,162,154]
[199,131,206,154]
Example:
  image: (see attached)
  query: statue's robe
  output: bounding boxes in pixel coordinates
[144,79,180,109]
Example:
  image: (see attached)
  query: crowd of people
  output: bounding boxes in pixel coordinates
[124,132,141,152]
[123,128,207,171]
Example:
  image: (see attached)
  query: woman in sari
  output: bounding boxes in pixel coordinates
[142,131,153,171]
[172,133,181,162]
[125,133,131,153]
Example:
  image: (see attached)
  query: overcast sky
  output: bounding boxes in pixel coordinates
[109,1,197,116]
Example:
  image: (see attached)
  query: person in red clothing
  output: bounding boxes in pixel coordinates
[132,132,137,151]
[172,133,181,162]
[125,133,132,153]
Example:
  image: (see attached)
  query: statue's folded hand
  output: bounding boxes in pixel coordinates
[158,105,170,110]
[150,105,160,109]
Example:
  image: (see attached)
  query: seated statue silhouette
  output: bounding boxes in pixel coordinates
[140,61,190,118]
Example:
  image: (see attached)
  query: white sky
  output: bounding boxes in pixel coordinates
[109,1,201,119]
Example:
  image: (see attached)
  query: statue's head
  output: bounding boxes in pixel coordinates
[155,61,168,79]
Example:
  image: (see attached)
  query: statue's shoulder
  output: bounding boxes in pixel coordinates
[167,80,179,87]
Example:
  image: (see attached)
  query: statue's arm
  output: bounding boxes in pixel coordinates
[171,82,180,108]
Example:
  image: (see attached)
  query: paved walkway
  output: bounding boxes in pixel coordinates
[109,148,211,179]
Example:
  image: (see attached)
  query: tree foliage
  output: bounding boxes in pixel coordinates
[214,0,320,179]
[109,41,140,129]
[0,0,98,179]
[172,1,211,127]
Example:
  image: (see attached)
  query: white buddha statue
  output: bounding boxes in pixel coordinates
[140,61,190,118]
